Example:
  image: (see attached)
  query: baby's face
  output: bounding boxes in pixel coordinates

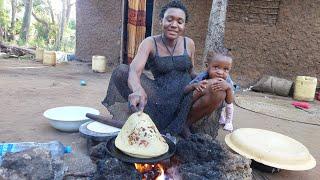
[207,55,232,80]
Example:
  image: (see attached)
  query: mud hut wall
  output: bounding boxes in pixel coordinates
[224,0,320,86]
[76,0,319,86]
[152,0,212,71]
[76,0,123,67]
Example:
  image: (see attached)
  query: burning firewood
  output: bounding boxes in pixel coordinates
[134,163,165,180]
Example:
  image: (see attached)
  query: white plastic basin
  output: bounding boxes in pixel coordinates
[43,106,100,132]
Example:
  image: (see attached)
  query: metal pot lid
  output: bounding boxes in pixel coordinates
[79,121,120,142]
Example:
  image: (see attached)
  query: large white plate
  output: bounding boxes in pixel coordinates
[225,128,316,170]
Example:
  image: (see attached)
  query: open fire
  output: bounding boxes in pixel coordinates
[134,163,166,180]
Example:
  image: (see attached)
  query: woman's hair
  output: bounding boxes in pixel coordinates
[159,0,189,23]
[206,48,233,63]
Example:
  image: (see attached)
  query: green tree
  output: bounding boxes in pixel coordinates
[0,10,9,28]
[0,0,4,10]
[56,0,73,50]
[32,0,50,41]
[20,0,33,43]
[0,9,9,28]
[8,0,17,41]
[31,0,58,47]
[2,0,75,52]
[68,19,75,30]
[0,8,9,41]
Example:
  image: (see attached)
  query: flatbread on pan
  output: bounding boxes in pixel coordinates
[115,112,169,158]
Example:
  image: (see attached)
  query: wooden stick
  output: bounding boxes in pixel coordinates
[85,113,124,128]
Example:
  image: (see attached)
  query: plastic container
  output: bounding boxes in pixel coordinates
[0,141,71,164]
[294,76,317,101]
[35,48,44,61]
[43,51,56,66]
[92,55,107,73]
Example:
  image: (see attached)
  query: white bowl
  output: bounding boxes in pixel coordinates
[43,106,100,132]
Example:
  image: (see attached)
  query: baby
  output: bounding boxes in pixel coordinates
[185,50,235,131]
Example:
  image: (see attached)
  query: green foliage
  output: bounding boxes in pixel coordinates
[0,9,9,28]
[61,29,76,53]
[17,38,24,46]
[0,0,4,10]
[16,0,24,12]
[34,22,48,39]
[12,19,22,34]
[68,19,76,30]
[48,23,58,44]
[28,37,46,48]
[33,0,51,23]
[1,0,76,53]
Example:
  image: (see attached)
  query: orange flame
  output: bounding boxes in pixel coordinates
[134,163,165,180]
[156,163,165,180]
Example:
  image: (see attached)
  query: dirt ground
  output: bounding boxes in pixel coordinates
[0,58,319,179]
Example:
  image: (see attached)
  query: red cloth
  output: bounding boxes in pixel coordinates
[291,101,311,109]
[127,0,147,64]
[316,92,320,101]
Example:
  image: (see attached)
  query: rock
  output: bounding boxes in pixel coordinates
[94,158,141,179]
[0,52,9,59]
[175,134,252,180]
[90,133,252,180]
[0,148,97,180]
[89,143,141,179]
[0,148,66,180]
[63,153,96,179]
[191,106,222,139]
[89,142,110,161]
[179,163,225,180]
[0,168,27,180]
[175,134,226,163]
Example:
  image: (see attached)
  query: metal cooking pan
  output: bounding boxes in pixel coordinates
[106,136,176,164]
[86,113,177,163]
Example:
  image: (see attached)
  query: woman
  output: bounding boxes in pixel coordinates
[102,1,227,137]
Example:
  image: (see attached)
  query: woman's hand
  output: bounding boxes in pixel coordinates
[128,88,147,112]
[211,78,230,92]
[194,80,208,92]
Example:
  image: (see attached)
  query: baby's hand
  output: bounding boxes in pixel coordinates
[194,80,208,92]
[211,78,230,92]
